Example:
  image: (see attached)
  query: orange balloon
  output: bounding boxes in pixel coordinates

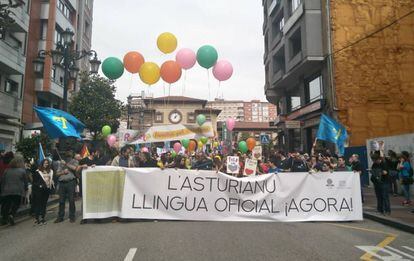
[246,137,256,151]
[123,51,145,74]
[160,60,182,84]
[188,140,197,152]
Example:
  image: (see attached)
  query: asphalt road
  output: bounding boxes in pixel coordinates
[0,202,413,261]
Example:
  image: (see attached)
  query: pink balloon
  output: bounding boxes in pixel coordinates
[213,60,233,81]
[141,147,149,153]
[175,48,196,70]
[107,134,117,147]
[173,142,182,153]
[226,118,236,131]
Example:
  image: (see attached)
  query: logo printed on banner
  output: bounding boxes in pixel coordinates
[326,179,334,187]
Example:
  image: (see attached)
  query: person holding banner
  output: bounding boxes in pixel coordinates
[111,146,134,168]
[32,159,54,225]
[55,151,78,223]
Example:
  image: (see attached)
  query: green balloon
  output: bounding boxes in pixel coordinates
[181,138,190,149]
[197,45,218,69]
[102,125,111,137]
[238,141,248,153]
[171,151,177,158]
[200,136,208,144]
[102,57,124,80]
[196,114,206,126]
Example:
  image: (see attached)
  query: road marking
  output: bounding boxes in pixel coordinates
[330,223,397,237]
[385,246,414,259]
[402,246,414,252]
[359,235,397,260]
[328,223,399,260]
[124,248,137,261]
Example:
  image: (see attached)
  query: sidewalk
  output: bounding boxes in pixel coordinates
[363,186,414,233]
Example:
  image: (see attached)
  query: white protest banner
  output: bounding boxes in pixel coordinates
[83,167,363,222]
[252,146,262,160]
[243,158,257,176]
[118,129,142,147]
[226,156,240,174]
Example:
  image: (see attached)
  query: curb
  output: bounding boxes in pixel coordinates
[363,211,414,234]
[15,198,59,218]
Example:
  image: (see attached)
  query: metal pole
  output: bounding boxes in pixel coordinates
[62,45,70,111]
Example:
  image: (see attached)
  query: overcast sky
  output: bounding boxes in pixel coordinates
[91,0,266,103]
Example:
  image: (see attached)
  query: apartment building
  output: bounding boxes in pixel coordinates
[22,0,94,130]
[0,0,30,151]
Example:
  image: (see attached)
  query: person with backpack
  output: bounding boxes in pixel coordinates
[370,153,391,215]
[398,153,413,206]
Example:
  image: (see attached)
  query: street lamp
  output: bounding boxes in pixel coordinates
[32,28,101,111]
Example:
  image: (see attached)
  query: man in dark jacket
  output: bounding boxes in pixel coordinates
[371,153,391,215]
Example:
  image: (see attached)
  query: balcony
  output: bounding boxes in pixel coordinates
[0,40,25,75]
[8,3,30,32]
[0,92,22,119]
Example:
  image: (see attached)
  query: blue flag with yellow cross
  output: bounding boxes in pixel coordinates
[33,106,85,139]
[316,114,348,155]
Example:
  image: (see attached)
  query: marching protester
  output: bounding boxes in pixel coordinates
[350,154,364,203]
[385,150,399,196]
[398,152,413,206]
[334,157,349,171]
[55,151,78,223]
[1,156,28,226]
[111,146,134,167]
[32,159,54,224]
[370,152,391,215]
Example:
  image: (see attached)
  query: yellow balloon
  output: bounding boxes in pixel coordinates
[198,141,203,148]
[213,141,219,148]
[139,62,160,85]
[157,32,178,54]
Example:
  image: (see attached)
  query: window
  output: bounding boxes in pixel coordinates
[187,112,195,123]
[58,0,71,20]
[306,75,323,103]
[40,20,47,40]
[84,21,90,37]
[155,112,163,123]
[206,115,211,121]
[5,79,19,96]
[279,17,285,32]
[291,0,302,14]
[272,49,285,74]
[289,28,301,58]
[55,27,63,45]
[288,96,301,112]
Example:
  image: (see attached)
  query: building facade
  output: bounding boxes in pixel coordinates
[207,99,277,123]
[128,95,221,135]
[22,0,94,130]
[263,0,414,152]
[0,0,30,151]
[263,0,326,153]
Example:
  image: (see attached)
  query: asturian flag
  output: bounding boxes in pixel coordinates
[33,106,85,139]
[38,142,45,165]
[316,114,348,155]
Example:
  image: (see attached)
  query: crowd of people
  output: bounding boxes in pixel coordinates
[0,143,413,226]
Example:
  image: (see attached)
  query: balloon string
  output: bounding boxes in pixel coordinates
[207,69,210,101]
[216,80,221,100]
[182,70,187,108]
[163,81,166,110]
